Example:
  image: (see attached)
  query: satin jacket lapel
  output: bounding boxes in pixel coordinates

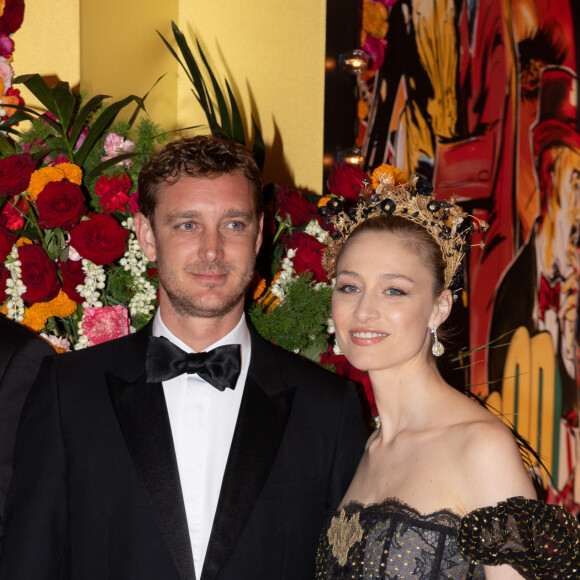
[201,331,296,580]
[107,372,195,580]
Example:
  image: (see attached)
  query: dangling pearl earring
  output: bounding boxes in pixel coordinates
[431,326,444,357]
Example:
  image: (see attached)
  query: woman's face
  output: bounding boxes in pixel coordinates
[332,230,450,373]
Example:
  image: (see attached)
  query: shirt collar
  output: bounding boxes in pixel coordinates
[152,309,251,356]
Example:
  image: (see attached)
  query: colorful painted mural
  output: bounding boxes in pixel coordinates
[357,0,579,509]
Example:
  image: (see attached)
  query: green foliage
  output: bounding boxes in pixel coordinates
[248,274,332,361]
[0,74,144,164]
[158,21,265,171]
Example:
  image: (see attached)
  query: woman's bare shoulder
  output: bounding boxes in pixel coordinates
[450,410,537,510]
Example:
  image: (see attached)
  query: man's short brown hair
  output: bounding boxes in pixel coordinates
[138,135,263,222]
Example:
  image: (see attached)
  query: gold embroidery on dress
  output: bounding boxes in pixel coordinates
[327,509,364,566]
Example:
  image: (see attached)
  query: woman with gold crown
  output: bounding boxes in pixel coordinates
[314,166,580,579]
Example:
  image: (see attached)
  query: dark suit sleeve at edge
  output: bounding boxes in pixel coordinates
[0,357,69,578]
[325,381,367,510]
[0,337,54,516]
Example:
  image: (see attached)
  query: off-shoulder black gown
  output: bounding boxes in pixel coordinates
[315,496,580,579]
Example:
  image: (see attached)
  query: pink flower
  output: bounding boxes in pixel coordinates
[0,56,13,90]
[376,0,400,7]
[102,133,135,168]
[0,34,14,59]
[74,126,89,150]
[40,333,70,352]
[21,139,45,153]
[362,35,387,71]
[50,153,71,166]
[81,305,130,346]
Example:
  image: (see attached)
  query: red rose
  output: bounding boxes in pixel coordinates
[1,197,26,230]
[36,181,87,230]
[0,0,24,35]
[275,186,318,226]
[0,153,37,197]
[320,349,353,377]
[286,231,328,283]
[327,161,368,201]
[95,173,132,212]
[0,223,17,264]
[60,258,86,303]
[129,191,140,214]
[18,244,60,304]
[70,213,128,265]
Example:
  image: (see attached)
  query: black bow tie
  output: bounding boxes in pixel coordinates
[146,336,241,391]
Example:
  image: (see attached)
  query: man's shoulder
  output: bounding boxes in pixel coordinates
[250,331,351,393]
[0,315,49,349]
[52,327,148,375]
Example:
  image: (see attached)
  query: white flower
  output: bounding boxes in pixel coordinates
[3,245,26,321]
[76,259,105,307]
[121,223,157,317]
[304,219,330,244]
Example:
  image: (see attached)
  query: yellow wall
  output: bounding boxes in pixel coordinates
[174,1,328,192]
[11,0,81,109]
[79,1,179,138]
[14,0,327,193]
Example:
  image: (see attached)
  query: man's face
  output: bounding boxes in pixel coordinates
[136,172,263,322]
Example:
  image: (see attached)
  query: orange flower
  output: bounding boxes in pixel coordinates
[357,99,369,120]
[27,163,83,200]
[317,196,332,208]
[371,164,407,189]
[15,237,32,247]
[21,290,78,332]
[253,277,267,300]
[266,297,280,314]
[58,163,83,185]
[1,93,20,118]
[363,0,388,39]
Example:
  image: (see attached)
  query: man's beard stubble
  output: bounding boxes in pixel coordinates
[159,258,257,320]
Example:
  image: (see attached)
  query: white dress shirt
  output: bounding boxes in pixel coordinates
[152,310,250,576]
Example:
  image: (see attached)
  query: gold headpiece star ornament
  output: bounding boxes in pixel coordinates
[319,164,488,289]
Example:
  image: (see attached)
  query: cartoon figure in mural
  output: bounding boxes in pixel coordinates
[488,67,580,507]
[361,0,576,394]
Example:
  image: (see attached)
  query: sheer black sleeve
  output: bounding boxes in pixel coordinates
[459,496,580,579]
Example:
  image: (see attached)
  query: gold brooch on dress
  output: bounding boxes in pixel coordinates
[327,509,364,566]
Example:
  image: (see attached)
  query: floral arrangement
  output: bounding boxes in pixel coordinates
[250,161,408,421]
[0,74,166,351]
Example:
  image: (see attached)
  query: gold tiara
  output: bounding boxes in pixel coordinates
[320,165,488,289]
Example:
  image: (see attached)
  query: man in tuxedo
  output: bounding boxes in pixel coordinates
[0,314,53,543]
[0,136,366,579]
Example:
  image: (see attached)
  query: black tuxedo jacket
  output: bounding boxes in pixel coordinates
[0,315,54,526]
[0,322,366,579]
